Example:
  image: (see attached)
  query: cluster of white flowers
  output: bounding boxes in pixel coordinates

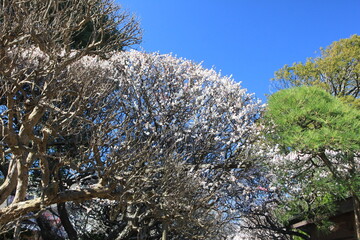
[11,48,263,152]
[270,148,360,178]
[75,50,264,168]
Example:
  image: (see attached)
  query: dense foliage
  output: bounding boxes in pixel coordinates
[263,86,360,239]
[272,34,360,107]
[267,86,360,152]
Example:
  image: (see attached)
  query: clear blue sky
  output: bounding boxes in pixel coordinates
[117,0,360,101]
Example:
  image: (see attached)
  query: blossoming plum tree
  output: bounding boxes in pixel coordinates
[0,1,263,238]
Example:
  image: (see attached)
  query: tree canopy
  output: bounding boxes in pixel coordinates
[272,34,360,107]
[266,86,360,152]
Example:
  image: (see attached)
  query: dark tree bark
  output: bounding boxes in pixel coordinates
[57,202,78,240]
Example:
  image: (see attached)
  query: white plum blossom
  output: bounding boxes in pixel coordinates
[1,46,264,239]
